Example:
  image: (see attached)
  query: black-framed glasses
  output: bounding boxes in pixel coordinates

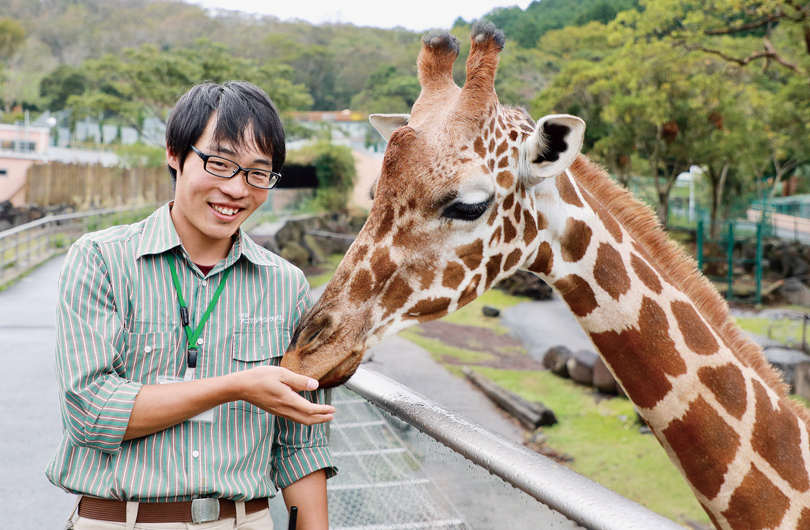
[191,145,281,190]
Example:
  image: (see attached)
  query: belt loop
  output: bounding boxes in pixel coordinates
[125,501,139,530]
[235,500,247,527]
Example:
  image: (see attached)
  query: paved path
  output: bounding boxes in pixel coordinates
[0,255,76,528]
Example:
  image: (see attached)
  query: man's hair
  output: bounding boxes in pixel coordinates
[164,81,286,183]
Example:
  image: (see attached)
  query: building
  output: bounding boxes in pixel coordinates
[0,123,50,206]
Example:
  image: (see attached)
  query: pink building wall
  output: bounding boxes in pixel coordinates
[0,124,50,206]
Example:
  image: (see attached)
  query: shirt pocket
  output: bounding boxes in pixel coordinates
[121,330,182,384]
[230,324,289,415]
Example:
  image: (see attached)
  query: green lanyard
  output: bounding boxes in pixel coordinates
[167,253,231,370]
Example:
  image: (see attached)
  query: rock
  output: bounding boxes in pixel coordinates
[778,278,810,307]
[592,356,617,394]
[542,345,572,377]
[567,349,598,385]
[764,347,810,390]
[482,306,501,317]
[302,233,327,264]
[494,270,553,300]
[280,241,310,268]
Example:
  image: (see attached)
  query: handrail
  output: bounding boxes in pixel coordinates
[345,366,684,530]
[0,203,162,239]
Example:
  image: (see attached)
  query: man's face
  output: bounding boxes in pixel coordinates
[167,114,270,257]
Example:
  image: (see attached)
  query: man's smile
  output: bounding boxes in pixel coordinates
[210,203,244,217]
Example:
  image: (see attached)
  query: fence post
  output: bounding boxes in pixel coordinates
[726,222,734,301]
[756,221,763,305]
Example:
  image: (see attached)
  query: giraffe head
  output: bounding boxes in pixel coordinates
[282,22,585,387]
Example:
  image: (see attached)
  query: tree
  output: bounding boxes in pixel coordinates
[350,65,420,114]
[40,65,87,110]
[0,18,24,61]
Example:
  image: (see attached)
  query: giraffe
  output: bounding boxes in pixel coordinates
[281,22,810,529]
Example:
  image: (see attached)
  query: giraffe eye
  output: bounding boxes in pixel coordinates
[442,198,492,221]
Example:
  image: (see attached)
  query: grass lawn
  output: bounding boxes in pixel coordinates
[735,315,807,349]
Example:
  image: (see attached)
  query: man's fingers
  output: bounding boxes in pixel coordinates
[279,367,320,391]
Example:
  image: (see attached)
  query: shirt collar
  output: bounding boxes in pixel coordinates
[136,202,278,269]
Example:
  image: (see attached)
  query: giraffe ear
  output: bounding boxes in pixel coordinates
[369,114,410,141]
[521,114,585,187]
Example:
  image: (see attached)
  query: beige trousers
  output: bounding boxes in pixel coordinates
[70,499,274,530]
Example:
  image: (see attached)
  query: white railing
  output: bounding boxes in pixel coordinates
[345,367,684,530]
[0,203,159,286]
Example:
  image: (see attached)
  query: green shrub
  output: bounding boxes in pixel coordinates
[289,141,356,213]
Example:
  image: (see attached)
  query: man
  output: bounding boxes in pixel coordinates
[47,81,336,529]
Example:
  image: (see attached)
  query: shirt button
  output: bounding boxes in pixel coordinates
[192,450,199,458]
[196,338,204,346]
[201,280,208,287]
[144,346,152,353]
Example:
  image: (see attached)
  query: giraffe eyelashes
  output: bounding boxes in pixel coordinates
[442,197,493,221]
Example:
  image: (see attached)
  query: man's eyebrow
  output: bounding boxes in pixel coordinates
[212,144,272,167]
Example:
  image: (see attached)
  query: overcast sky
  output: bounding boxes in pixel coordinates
[192,1,532,32]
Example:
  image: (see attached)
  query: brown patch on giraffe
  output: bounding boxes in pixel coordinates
[484,254,504,290]
[662,396,740,500]
[671,300,719,356]
[496,141,508,157]
[555,274,597,317]
[536,211,548,231]
[458,274,482,308]
[352,244,370,263]
[498,157,509,168]
[752,380,810,492]
[405,297,452,322]
[722,464,790,529]
[418,267,435,290]
[474,136,486,158]
[503,193,515,211]
[488,158,495,172]
[381,274,414,317]
[594,243,630,300]
[496,170,514,188]
[523,213,538,245]
[513,203,522,225]
[509,130,518,142]
[370,247,397,284]
[503,218,517,244]
[495,128,502,139]
[560,218,592,263]
[442,262,467,290]
[489,226,502,246]
[504,249,523,271]
[375,208,396,243]
[698,364,747,420]
[556,173,583,207]
[349,269,374,304]
[591,297,686,409]
[489,138,495,152]
[582,188,623,243]
[630,253,662,294]
[392,220,418,249]
[798,508,810,529]
[457,240,484,270]
[699,503,722,530]
[487,206,499,226]
[527,242,553,275]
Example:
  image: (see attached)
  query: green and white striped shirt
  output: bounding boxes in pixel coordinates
[46,204,336,502]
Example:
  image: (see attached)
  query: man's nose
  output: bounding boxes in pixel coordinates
[220,171,251,197]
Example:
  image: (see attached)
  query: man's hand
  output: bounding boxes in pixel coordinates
[233,366,335,425]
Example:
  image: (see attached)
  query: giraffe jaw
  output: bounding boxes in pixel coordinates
[281,342,367,388]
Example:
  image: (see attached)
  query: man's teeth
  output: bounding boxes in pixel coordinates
[213,205,239,216]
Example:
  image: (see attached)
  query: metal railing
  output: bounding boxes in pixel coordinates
[0,203,160,286]
[345,367,684,530]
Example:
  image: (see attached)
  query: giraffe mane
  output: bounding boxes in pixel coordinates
[569,155,810,424]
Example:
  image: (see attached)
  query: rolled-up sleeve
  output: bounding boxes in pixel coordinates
[272,275,337,488]
[55,238,141,453]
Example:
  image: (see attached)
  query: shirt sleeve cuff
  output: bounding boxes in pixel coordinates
[272,445,338,490]
[80,378,142,452]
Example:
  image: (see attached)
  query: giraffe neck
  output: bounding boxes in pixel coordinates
[524,158,810,529]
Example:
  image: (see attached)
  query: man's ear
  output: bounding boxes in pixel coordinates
[166,147,180,171]
[369,114,410,142]
[520,114,585,188]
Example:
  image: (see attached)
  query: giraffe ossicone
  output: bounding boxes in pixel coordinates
[282,21,810,529]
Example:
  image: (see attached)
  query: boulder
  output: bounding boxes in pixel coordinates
[592,356,617,394]
[542,345,572,377]
[302,233,327,264]
[494,270,554,300]
[764,347,810,390]
[778,278,810,307]
[567,349,598,386]
[280,241,310,268]
[482,306,501,318]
